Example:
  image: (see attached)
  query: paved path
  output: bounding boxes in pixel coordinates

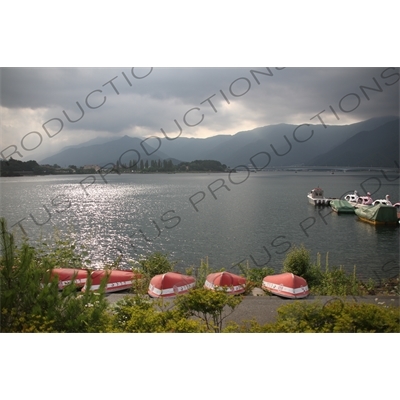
[105,292,399,327]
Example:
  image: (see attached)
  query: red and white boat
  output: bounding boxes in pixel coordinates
[262,272,309,299]
[50,268,89,290]
[148,272,196,298]
[82,269,142,293]
[204,271,246,295]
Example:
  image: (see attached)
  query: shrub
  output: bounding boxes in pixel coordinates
[311,267,364,296]
[0,217,109,333]
[265,300,400,333]
[185,257,221,288]
[108,296,206,333]
[137,252,173,276]
[175,287,243,332]
[130,252,175,295]
[237,262,275,294]
[282,244,316,282]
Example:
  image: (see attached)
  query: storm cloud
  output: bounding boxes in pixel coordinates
[1,67,399,162]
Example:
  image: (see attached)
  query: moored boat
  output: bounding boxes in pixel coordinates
[148,272,196,298]
[393,203,400,221]
[204,271,246,295]
[355,204,398,226]
[307,187,332,206]
[82,269,142,293]
[372,194,392,206]
[344,190,373,207]
[330,199,355,214]
[50,268,89,290]
[262,272,309,299]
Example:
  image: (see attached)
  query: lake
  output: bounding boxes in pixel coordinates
[0,171,399,282]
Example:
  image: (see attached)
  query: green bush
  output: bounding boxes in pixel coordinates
[130,252,176,295]
[0,217,109,333]
[175,287,243,332]
[262,300,400,333]
[282,244,311,276]
[185,257,225,288]
[311,267,364,296]
[281,247,374,296]
[237,262,275,295]
[107,296,206,333]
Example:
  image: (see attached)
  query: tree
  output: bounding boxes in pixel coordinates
[175,288,242,332]
[0,218,109,333]
[282,244,311,278]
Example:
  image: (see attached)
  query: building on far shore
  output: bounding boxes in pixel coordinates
[83,165,100,171]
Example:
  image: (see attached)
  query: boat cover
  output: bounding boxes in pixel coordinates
[330,199,355,213]
[355,204,398,224]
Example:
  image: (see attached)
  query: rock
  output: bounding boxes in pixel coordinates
[251,287,265,296]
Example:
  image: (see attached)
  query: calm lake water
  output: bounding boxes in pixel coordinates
[1,171,399,281]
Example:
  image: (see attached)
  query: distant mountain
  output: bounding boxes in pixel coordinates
[61,135,125,151]
[39,116,399,168]
[205,117,400,168]
[305,118,399,168]
[159,134,232,163]
[40,136,174,168]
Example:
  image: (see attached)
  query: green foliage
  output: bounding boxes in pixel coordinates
[185,257,217,288]
[311,266,364,296]
[262,300,400,333]
[237,261,275,294]
[0,157,77,176]
[282,244,312,279]
[36,232,92,270]
[136,252,174,278]
[222,319,270,333]
[175,287,242,332]
[107,296,205,333]
[0,217,109,333]
[131,252,175,294]
[177,160,227,172]
[281,248,376,296]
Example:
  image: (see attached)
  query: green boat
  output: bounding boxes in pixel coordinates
[330,199,355,214]
[355,204,399,225]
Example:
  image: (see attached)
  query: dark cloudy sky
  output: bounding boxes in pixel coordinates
[1,67,399,162]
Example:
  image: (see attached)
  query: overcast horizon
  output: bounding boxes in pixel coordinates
[1,67,399,162]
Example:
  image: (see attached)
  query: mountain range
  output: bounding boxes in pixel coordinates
[40,116,399,169]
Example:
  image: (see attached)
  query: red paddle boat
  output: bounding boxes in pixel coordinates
[148,272,196,298]
[262,272,309,299]
[50,268,89,290]
[82,269,142,293]
[204,271,246,295]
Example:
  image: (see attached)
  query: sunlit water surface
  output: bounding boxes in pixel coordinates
[1,171,399,281]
